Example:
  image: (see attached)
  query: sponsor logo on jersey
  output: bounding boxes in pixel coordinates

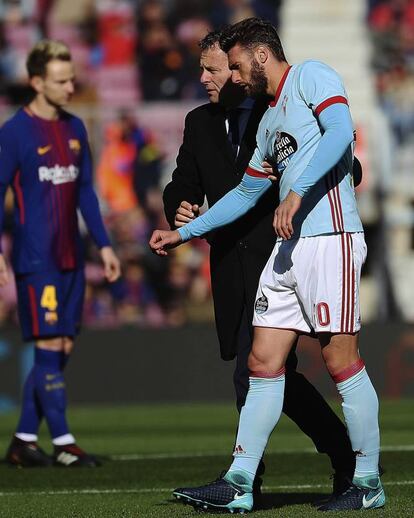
[234,444,246,455]
[274,131,298,174]
[38,164,79,185]
[37,145,52,155]
[69,139,81,153]
[255,294,268,314]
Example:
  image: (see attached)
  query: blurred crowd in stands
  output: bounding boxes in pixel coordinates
[0,0,280,105]
[368,0,414,144]
[4,0,410,329]
[0,0,281,329]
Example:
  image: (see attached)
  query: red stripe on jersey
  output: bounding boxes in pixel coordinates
[315,96,348,116]
[332,181,344,232]
[51,121,69,165]
[331,359,365,384]
[269,65,292,107]
[335,170,344,230]
[28,285,40,337]
[13,170,25,224]
[325,176,338,232]
[246,166,268,178]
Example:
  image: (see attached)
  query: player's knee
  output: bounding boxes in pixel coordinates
[247,350,274,373]
[36,337,64,351]
[321,334,359,374]
[323,349,359,377]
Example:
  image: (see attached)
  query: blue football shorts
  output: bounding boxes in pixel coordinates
[15,269,86,341]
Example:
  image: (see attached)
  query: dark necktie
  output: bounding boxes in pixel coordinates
[227,109,241,157]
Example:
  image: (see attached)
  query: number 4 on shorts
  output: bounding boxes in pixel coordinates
[40,285,58,311]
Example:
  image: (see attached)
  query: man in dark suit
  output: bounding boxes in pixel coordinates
[163,30,356,498]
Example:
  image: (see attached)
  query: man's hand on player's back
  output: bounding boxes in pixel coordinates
[174,201,200,228]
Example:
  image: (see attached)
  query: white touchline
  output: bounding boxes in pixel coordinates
[0,481,413,497]
[109,444,414,461]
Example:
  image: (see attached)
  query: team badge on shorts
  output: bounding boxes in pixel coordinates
[45,311,58,325]
[255,294,268,314]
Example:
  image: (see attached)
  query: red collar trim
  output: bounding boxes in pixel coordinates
[269,65,292,107]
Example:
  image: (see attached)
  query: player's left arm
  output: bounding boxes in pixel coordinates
[149,173,272,255]
[275,62,355,239]
[77,122,121,282]
[149,122,272,255]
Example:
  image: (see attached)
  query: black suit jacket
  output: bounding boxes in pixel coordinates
[163,99,278,360]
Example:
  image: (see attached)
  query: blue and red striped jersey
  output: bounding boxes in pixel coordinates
[0,107,110,273]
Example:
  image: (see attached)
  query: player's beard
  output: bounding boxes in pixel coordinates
[246,59,268,98]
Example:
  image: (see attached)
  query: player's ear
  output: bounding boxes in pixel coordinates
[256,46,269,65]
[29,75,44,94]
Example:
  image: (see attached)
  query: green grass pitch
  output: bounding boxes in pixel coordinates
[0,400,413,517]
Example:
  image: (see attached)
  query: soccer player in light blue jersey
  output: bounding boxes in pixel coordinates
[150,18,384,513]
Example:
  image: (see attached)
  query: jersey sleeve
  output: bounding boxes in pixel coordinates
[291,103,355,197]
[77,120,111,249]
[177,173,272,242]
[298,60,348,117]
[0,123,19,250]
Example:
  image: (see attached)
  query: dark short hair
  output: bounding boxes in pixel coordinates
[219,17,286,62]
[199,28,227,51]
[26,39,71,78]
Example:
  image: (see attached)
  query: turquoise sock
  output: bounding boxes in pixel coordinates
[228,372,285,485]
[336,367,380,479]
[353,474,381,489]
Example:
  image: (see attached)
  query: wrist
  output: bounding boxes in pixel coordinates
[290,187,304,199]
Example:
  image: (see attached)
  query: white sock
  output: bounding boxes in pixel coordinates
[52,433,76,446]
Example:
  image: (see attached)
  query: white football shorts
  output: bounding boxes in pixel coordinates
[253,232,367,334]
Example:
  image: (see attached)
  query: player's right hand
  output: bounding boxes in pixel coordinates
[0,254,9,287]
[149,230,182,256]
[174,201,199,227]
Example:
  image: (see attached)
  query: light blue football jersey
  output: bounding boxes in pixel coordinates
[248,60,363,237]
